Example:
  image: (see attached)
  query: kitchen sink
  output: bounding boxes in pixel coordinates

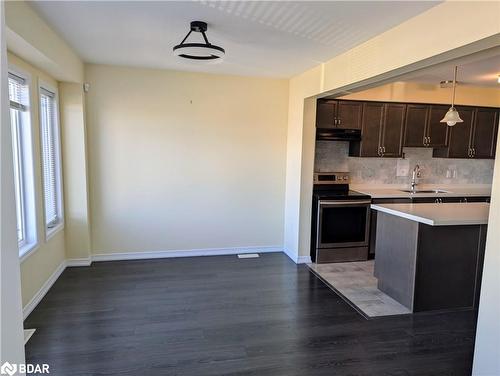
[400,189,450,194]
[401,189,450,193]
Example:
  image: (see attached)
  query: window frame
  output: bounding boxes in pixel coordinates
[38,80,64,240]
[8,65,39,260]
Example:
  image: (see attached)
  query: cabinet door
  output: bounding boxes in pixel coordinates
[464,196,490,203]
[472,108,499,159]
[411,197,444,204]
[445,106,474,158]
[380,103,406,157]
[316,99,337,128]
[427,105,450,147]
[337,101,363,129]
[404,104,428,147]
[359,102,384,157]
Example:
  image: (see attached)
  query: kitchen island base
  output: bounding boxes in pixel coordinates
[374,211,487,312]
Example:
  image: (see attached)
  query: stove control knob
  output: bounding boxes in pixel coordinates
[343,175,349,180]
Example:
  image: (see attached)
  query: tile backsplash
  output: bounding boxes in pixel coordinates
[315,141,494,185]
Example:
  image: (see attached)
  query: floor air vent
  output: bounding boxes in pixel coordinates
[237,253,260,259]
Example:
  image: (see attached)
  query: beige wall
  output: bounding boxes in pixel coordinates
[340,81,500,107]
[5,1,84,83]
[283,1,500,261]
[7,52,67,308]
[85,64,289,255]
[59,82,91,261]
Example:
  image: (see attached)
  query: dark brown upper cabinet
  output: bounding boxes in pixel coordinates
[336,101,363,129]
[472,108,499,159]
[404,104,449,147]
[433,106,474,159]
[427,105,450,147]
[349,102,406,157]
[404,104,429,147]
[433,107,499,159]
[316,99,337,128]
[316,99,362,129]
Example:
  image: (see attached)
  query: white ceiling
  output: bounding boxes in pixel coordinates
[402,52,500,88]
[30,1,440,78]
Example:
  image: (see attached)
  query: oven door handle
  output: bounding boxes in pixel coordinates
[318,200,372,206]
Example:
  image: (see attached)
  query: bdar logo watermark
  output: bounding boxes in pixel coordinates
[0,363,16,376]
[1,362,50,375]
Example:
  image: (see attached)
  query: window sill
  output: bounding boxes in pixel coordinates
[20,242,39,263]
[46,222,64,242]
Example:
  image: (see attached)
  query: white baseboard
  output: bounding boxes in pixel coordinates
[283,248,311,264]
[23,260,66,320]
[91,246,282,262]
[66,257,92,267]
[296,256,312,264]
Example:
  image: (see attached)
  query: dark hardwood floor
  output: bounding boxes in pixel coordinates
[25,253,477,376]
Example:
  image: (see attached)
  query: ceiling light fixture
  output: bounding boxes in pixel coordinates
[497,75,500,84]
[173,21,225,61]
[440,66,463,127]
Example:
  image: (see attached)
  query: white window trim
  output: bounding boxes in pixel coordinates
[38,79,64,241]
[8,64,39,259]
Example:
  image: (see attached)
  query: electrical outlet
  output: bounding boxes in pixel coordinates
[396,159,410,177]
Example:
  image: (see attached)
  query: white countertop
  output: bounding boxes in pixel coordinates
[351,184,491,199]
[371,202,490,226]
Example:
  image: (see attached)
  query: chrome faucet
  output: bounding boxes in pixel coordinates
[410,164,421,193]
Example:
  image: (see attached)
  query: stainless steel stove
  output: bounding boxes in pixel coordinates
[311,172,371,263]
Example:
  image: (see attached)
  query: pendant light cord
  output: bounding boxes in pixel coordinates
[451,65,458,108]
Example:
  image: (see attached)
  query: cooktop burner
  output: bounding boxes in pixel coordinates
[313,172,370,200]
[314,189,371,200]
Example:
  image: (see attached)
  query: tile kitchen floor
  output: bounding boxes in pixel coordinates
[308,260,411,317]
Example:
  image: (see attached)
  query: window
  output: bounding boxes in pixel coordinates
[39,85,63,234]
[8,71,37,256]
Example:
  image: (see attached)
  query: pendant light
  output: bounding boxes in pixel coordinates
[440,66,463,127]
[173,21,225,61]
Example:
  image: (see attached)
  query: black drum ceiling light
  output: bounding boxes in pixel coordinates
[173,21,225,61]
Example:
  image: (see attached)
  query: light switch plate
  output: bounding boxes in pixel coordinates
[396,159,410,177]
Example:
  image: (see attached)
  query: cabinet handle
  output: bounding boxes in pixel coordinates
[428,136,431,145]
[472,148,476,157]
[338,118,341,126]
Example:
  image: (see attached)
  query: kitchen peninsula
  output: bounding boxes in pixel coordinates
[371,202,489,312]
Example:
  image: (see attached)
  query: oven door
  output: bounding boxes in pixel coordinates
[317,200,371,249]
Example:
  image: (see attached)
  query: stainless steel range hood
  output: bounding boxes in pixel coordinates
[316,128,361,141]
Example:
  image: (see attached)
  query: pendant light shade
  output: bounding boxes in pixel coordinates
[440,66,463,127]
[441,107,463,127]
[173,21,225,61]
